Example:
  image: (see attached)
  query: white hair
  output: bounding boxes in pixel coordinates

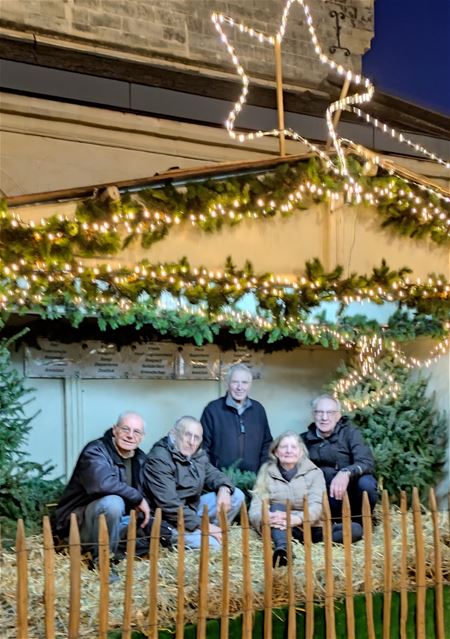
[226,363,253,384]
[311,394,341,412]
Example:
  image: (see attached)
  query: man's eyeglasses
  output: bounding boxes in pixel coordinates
[314,410,337,417]
[116,425,144,438]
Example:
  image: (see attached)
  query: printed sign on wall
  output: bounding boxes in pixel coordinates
[24,339,78,378]
[24,340,263,380]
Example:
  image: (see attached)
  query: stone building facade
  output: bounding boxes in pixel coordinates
[0,0,374,91]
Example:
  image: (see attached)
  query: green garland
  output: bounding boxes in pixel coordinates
[1,157,449,269]
[1,256,449,322]
[1,253,448,346]
[1,156,449,348]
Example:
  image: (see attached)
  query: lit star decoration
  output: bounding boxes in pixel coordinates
[211,0,450,194]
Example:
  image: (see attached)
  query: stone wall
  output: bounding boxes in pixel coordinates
[0,0,374,90]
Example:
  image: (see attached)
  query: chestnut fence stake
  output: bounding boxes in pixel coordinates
[42,516,55,639]
[176,507,186,639]
[16,518,28,639]
[123,509,137,639]
[68,513,81,639]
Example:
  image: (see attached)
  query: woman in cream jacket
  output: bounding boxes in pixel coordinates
[248,430,325,567]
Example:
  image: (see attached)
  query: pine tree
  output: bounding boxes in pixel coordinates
[0,327,63,542]
[330,356,447,502]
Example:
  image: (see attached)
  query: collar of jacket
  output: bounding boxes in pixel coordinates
[268,457,315,480]
[223,394,253,412]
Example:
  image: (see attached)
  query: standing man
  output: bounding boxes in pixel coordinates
[53,411,150,563]
[200,363,272,473]
[143,416,245,549]
[302,394,378,535]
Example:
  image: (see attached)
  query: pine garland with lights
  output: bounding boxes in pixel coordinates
[0,255,449,340]
[1,157,449,270]
[330,356,447,501]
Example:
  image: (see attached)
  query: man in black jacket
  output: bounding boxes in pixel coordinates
[302,394,378,530]
[53,411,150,561]
[200,363,272,473]
[143,416,245,549]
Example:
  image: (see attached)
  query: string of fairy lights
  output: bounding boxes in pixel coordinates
[1,255,449,310]
[211,0,450,195]
[2,160,449,261]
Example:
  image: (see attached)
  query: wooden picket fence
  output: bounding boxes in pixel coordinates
[7,487,450,639]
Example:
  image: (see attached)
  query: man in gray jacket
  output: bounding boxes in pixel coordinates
[143,416,245,549]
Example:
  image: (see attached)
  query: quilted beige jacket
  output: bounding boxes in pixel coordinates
[248,457,325,531]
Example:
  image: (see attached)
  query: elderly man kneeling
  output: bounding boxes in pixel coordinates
[143,416,245,549]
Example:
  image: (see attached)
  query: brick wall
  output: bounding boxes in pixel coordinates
[0,0,374,90]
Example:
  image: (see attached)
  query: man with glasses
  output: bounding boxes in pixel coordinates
[143,416,245,549]
[53,411,151,571]
[302,394,378,540]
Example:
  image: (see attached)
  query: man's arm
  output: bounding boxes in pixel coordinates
[344,427,375,476]
[142,455,201,532]
[200,404,214,458]
[77,445,143,506]
[259,408,273,465]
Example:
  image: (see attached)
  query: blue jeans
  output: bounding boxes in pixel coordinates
[328,474,378,523]
[79,495,129,558]
[180,488,245,550]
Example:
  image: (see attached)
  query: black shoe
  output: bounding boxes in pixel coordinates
[273,547,288,568]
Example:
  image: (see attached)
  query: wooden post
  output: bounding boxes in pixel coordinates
[98,514,110,639]
[176,507,186,639]
[68,513,81,639]
[325,77,351,153]
[123,510,137,639]
[16,518,28,639]
[219,505,229,639]
[261,499,273,639]
[362,493,375,639]
[286,501,296,639]
[274,35,286,157]
[240,501,253,639]
[303,497,314,639]
[42,516,56,639]
[322,494,336,639]
[382,491,392,639]
[342,494,355,639]
[148,508,162,639]
[399,492,408,639]
[429,489,444,639]
[197,507,210,639]
[412,488,426,639]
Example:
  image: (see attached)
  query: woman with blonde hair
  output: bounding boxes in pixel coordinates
[248,430,325,567]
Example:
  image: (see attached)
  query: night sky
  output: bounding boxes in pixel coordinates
[363,0,450,116]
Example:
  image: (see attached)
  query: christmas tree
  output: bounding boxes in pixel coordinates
[331,356,447,501]
[0,326,63,542]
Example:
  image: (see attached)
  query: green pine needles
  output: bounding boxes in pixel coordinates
[0,326,63,543]
[332,357,447,501]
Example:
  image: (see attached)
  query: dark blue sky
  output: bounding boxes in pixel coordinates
[363,0,450,116]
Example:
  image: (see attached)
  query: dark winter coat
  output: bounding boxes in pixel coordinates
[200,396,272,473]
[301,416,375,484]
[143,436,234,532]
[53,429,147,537]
